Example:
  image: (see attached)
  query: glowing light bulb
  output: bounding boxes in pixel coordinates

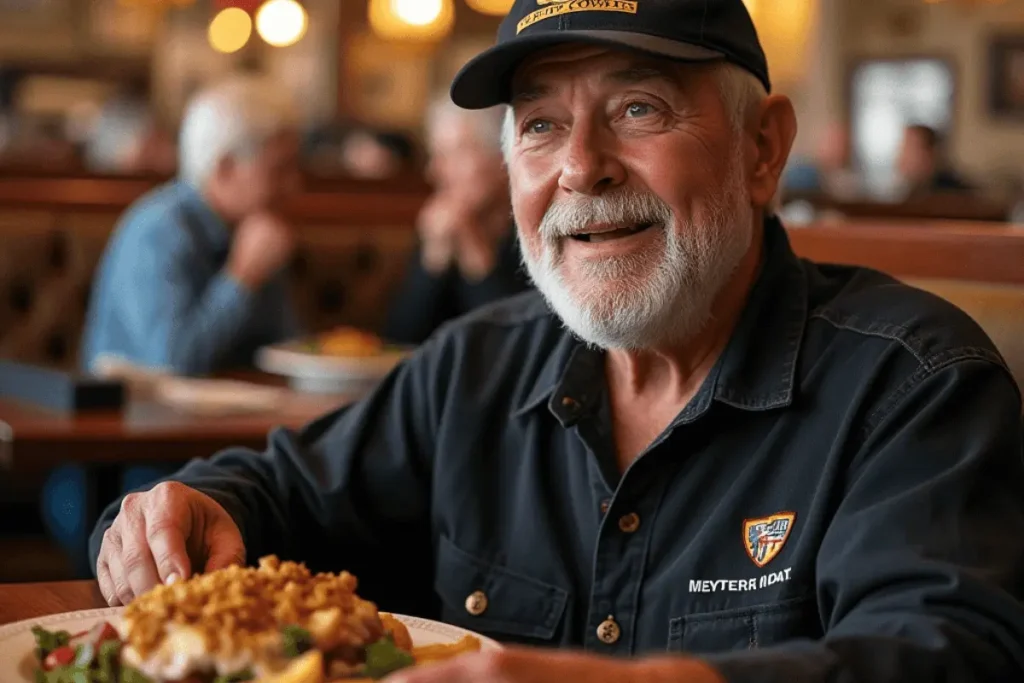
[255,0,308,48]
[208,7,252,54]
[393,0,442,26]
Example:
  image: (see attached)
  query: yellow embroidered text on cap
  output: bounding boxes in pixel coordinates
[517,0,638,35]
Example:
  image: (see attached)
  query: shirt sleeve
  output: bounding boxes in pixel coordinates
[116,217,257,376]
[705,358,1024,683]
[88,335,446,613]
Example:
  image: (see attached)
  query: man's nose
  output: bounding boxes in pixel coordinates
[557,120,626,196]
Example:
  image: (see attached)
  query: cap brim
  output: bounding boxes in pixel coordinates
[450,30,723,110]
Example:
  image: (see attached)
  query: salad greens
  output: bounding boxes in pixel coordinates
[32,624,152,683]
[281,624,314,658]
[360,635,416,680]
[31,626,71,659]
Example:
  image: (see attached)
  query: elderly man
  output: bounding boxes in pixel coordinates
[383,95,530,345]
[91,2,1024,682]
[80,76,302,376]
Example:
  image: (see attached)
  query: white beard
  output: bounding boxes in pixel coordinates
[519,143,753,350]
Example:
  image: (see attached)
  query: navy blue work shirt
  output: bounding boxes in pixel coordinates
[80,181,299,376]
[92,217,1024,682]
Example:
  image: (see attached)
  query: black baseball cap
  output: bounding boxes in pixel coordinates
[450,0,770,110]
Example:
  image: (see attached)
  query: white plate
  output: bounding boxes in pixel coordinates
[255,344,411,394]
[0,608,500,681]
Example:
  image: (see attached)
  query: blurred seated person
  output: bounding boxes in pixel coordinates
[782,121,862,200]
[80,76,303,376]
[382,96,530,345]
[340,127,416,179]
[896,124,972,197]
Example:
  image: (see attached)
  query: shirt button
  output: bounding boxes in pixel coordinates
[599,499,611,515]
[560,396,578,409]
[465,590,488,616]
[618,512,641,534]
[596,615,621,644]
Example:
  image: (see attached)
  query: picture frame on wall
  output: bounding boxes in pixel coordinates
[987,35,1024,119]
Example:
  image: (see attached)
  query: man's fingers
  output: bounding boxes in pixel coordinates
[107,555,134,607]
[203,517,245,572]
[146,516,191,585]
[122,529,162,600]
[96,560,117,607]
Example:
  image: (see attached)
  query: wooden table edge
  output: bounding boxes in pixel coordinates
[0,581,107,627]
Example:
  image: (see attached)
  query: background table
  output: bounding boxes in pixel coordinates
[0,388,351,473]
[0,581,105,626]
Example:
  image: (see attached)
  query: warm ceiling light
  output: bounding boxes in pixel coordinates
[464,0,514,16]
[368,0,455,41]
[208,7,252,54]
[394,0,443,25]
[255,0,309,47]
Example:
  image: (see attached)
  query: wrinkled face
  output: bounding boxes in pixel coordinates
[506,45,756,349]
[220,130,302,215]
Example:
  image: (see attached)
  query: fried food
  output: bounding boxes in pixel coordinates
[316,328,384,357]
[32,556,486,683]
[121,556,384,681]
[379,614,412,653]
[411,635,482,665]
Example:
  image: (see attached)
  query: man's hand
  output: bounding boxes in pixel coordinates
[226,212,295,290]
[385,647,725,683]
[417,195,463,274]
[95,481,245,606]
[417,193,506,280]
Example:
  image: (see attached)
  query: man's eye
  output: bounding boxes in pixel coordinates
[625,102,655,117]
[524,119,552,135]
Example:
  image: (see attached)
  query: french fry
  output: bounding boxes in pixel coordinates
[411,635,482,664]
[257,650,324,683]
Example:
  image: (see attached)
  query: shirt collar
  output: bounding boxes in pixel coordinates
[511,216,808,421]
[174,180,232,255]
[710,215,808,411]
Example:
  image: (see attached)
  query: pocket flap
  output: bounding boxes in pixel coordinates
[434,536,569,640]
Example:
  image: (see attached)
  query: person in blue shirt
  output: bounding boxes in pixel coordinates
[47,76,304,576]
[80,76,303,375]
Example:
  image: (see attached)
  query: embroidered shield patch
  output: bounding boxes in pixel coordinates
[743,512,795,568]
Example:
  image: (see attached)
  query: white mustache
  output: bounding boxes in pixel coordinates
[538,189,674,239]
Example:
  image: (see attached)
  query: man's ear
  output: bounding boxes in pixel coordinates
[747,94,797,210]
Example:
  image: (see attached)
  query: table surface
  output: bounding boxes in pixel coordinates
[0,393,338,441]
[0,581,106,627]
[0,378,353,471]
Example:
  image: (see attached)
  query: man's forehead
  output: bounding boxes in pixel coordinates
[510,45,689,101]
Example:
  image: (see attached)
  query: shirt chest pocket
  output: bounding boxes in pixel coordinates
[434,536,570,645]
[668,596,820,654]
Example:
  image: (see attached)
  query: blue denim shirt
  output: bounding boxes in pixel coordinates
[92,218,1024,682]
[80,181,299,376]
